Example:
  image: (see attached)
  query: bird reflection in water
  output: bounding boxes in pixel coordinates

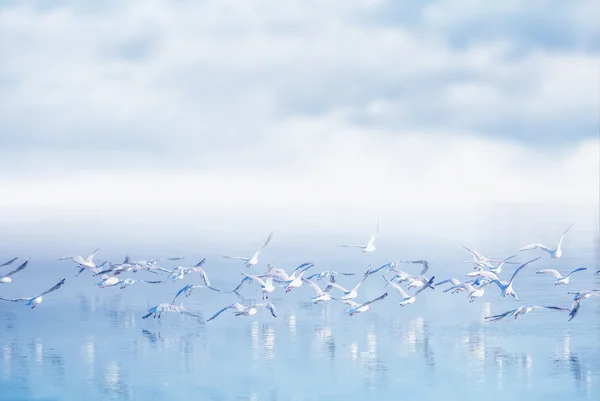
[552,334,594,395]
[101,360,131,400]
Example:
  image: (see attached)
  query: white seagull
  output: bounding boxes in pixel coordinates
[223,232,274,267]
[0,278,66,309]
[340,221,379,253]
[303,277,338,304]
[567,290,600,321]
[166,259,211,286]
[142,303,200,319]
[58,248,100,275]
[383,275,433,306]
[0,258,29,283]
[518,222,575,259]
[96,276,162,289]
[536,267,587,285]
[490,255,518,274]
[444,281,489,303]
[242,273,276,299]
[343,292,388,316]
[489,257,541,301]
[207,302,277,321]
[328,265,371,300]
[171,284,221,304]
[484,305,569,322]
[305,270,356,281]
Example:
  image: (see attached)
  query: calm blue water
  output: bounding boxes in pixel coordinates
[1,229,599,400]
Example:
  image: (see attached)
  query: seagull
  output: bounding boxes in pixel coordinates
[0,257,18,267]
[96,276,162,289]
[518,222,575,259]
[382,275,433,306]
[58,248,99,272]
[567,290,600,321]
[305,270,356,281]
[242,273,276,299]
[343,292,388,316]
[0,258,29,283]
[444,281,489,303]
[171,284,221,304]
[328,265,371,300]
[536,267,587,285]
[340,221,379,253]
[484,305,569,322]
[223,232,274,267]
[0,278,66,309]
[435,277,477,293]
[283,266,314,293]
[207,302,277,321]
[265,262,314,285]
[166,259,211,286]
[488,257,540,301]
[302,276,338,304]
[460,244,513,267]
[142,303,201,319]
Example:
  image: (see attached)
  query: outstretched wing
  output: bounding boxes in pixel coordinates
[381,275,408,297]
[242,273,266,287]
[566,267,587,278]
[509,257,541,287]
[171,285,191,304]
[361,292,388,307]
[540,305,570,312]
[0,257,18,267]
[86,248,99,263]
[0,297,30,303]
[194,267,211,287]
[229,276,252,293]
[38,278,66,297]
[260,232,274,251]
[207,304,236,322]
[436,278,460,287]
[328,282,349,293]
[519,243,551,253]
[557,222,575,249]
[194,258,206,268]
[414,276,435,295]
[367,221,379,247]
[536,269,562,279]
[302,278,324,296]
[484,308,518,322]
[223,256,250,261]
[4,259,29,277]
[339,245,366,248]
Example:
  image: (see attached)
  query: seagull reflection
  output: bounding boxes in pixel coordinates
[101,361,131,400]
[552,334,594,395]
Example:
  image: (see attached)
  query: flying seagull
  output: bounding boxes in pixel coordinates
[536,267,587,285]
[328,265,371,300]
[484,305,569,322]
[207,302,277,321]
[0,257,18,267]
[518,222,575,259]
[488,257,541,301]
[383,275,433,306]
[58,248,100,275]
[0,278,66,309]
[340,221,379,253]
[343,292,388,316]
[223,232,274,267]
[567,290,600,321]
[303,276,338,304]
[142,303,201,319]
[0,258,30,284]
[171,284,221,304]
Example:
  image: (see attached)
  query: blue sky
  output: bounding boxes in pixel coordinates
[0,1,598,241]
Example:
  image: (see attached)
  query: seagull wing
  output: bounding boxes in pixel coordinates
[435,278,460,287]
[260,232,274,251]
[339,245,366,248]
[508,257,540,287]
[86,248,99,263]
[223,256,250,261]
[518,243,552,253]
[466,271,500,281]
[0,297,31,303]
[242,273,266,287]
[360,292,388,308]
[565,267,587,278]
[194,267,211,287]
[302,278,324,296]
[4,259,29,277]
[37,278,66,297]
[557,222,575,249]
[381,275,408,297]
[207,304,236,321]
[328,282,349,293]
[485,308,519,322]
[539,305,570,312]
[0,257,18,267]
[367,221,379,247]
[536,269,562,279]
[414,276,435,295]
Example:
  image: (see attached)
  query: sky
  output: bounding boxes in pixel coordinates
[0,1,598,248]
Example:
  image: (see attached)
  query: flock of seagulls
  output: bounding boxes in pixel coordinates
[0,222,598,324]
